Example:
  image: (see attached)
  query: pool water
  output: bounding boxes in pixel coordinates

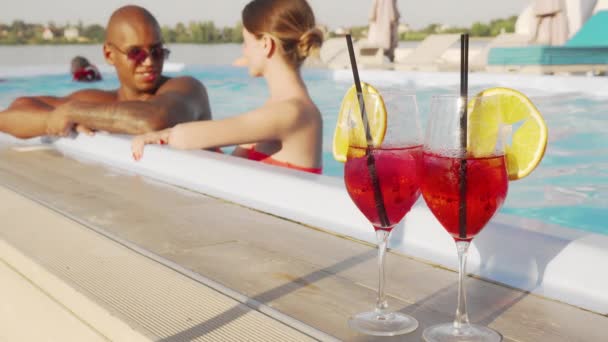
[1,65,606,235]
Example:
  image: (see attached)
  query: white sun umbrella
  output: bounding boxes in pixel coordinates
[532,0,570,45]
[565,0,597,37]
[517,0,597,39]
[367,0,400,61]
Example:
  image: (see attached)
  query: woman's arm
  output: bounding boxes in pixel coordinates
[131,100,305,159]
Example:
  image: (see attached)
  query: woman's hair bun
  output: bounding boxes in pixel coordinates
[297,27,324,59]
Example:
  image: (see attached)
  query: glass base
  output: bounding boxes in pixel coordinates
[423,322,502,342]
[348,311,418,336]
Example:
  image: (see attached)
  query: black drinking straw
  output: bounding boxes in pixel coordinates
[459,33,469,240]
[345,34,390,228]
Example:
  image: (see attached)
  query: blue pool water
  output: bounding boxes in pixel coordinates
[1,65,606,235]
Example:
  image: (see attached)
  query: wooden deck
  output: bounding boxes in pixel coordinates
[0,146,605,341]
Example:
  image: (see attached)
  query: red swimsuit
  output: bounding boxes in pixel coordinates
[243,147,322,174]
[72,66,102,82]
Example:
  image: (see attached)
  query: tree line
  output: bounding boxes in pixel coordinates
[0,20,244,45]
[342,15,518,41]
[1,15,517,45]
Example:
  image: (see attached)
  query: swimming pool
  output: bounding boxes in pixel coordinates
[1,65,606,235]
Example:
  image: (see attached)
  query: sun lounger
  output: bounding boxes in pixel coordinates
[487,10,608,74]
[392,33,528,72]
[319,37,391,70]
[487,45,608,74]
[469,33,530,71]
[393,34,461,71]
[357,40,386,68]
[319,37,348,67]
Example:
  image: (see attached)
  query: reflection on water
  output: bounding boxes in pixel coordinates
[0,61,606,235]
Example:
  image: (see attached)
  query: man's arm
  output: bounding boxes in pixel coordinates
[0,89,115,139]
[57,76,211,135]
[0,96,67,139]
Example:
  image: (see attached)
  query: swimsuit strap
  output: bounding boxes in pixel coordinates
[245,147,322,174]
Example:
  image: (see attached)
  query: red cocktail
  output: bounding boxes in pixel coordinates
[345,146,422,231]
[421,153,507,241]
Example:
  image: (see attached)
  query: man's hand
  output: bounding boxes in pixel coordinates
[45,103,74,137]
[75,124,96,136]
[45,103,96,137]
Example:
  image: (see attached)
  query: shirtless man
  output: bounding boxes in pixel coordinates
[0,5,211,139]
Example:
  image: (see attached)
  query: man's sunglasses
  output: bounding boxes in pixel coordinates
[108,43,170,64]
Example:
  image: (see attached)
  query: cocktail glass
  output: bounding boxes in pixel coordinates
[421,94,506,342]
[344,91,422,336]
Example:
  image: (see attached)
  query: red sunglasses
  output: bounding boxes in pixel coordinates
[108,43,170,64]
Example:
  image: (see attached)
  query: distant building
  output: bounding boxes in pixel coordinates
[64,27,79,41]
[42,27,54,40]
[398,23,411,34]
[439,24,453,32]
[334,27,349,36]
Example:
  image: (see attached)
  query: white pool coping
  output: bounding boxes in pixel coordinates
[1,132,606,316]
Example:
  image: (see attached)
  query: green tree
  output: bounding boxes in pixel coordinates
[174,22,190,43]
[489,16,517,36]
[422,23,441,34]
[189,22,203,42]
[201,21,217,42]
[232,22,243,43]
[82,24,105,42]
[161,25,177,43]
[470,21,491,36]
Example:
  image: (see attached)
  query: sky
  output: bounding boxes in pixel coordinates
[0,0,531,30]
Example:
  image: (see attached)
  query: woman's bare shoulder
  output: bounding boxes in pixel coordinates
[293,97,321,125]
[276,97,320,120]
[254,97,320,132]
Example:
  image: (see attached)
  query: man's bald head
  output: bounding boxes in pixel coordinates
[103,5,167,95]
[105,5,161,44]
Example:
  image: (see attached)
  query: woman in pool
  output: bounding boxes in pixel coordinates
[71,56,102,82]
[132,0,323,174]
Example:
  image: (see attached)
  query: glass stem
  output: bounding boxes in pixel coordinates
[375,229,390,316]
[454,240,471,329]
